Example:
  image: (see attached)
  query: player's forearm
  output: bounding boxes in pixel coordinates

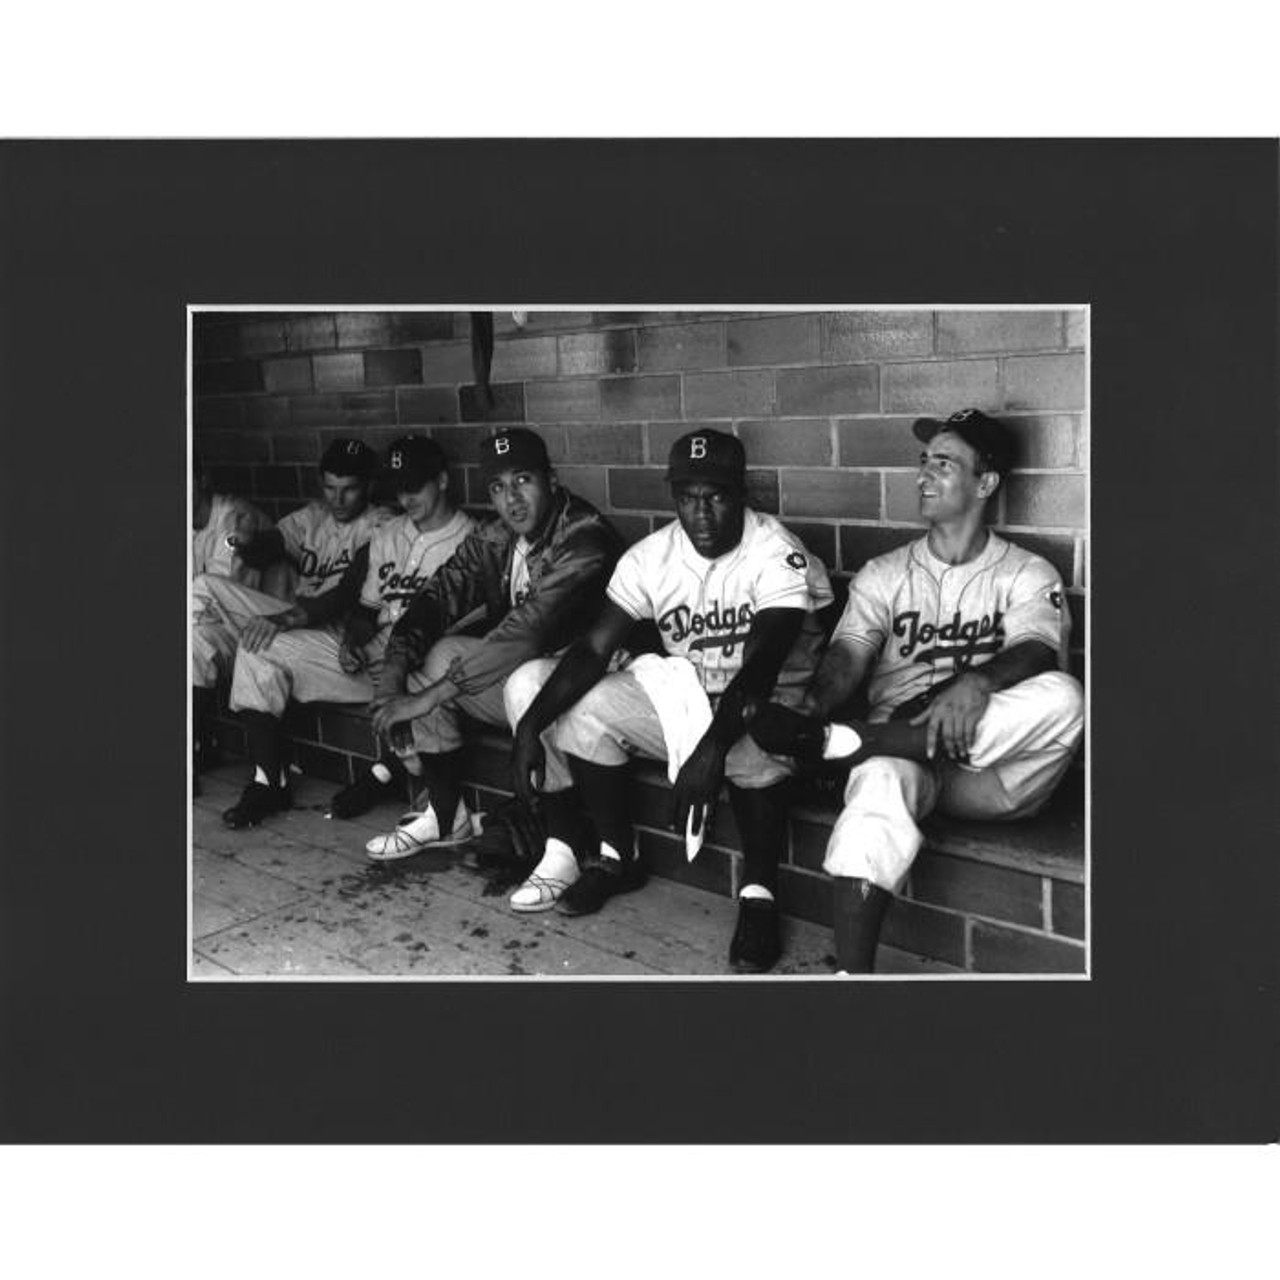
[801,643,868,719]
[963,640,1057,695]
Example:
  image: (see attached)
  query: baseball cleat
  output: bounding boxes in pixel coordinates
[222,781,293,829]
[328,767,395,819]
[556,859,647,917]
[728,897,782,973]
[509,841,580,913]
[364,800,472,862]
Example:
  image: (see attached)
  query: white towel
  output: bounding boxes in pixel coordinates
[628,654,714,861]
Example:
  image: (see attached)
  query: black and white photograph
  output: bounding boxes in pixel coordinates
[190,306,1090,980]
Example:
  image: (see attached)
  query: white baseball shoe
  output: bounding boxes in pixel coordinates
[509,839,581,913]
[365,799,473,862]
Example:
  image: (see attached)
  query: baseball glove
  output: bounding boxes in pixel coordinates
[747,701,828,762]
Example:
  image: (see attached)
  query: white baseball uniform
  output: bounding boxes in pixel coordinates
[191,501,386,688]
[229,509,475,717]
[824,532,1084,889]
[519,508,834,788]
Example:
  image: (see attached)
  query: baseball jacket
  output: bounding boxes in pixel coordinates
[385,488,623,698]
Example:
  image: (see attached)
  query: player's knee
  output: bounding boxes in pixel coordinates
[1034,671,1084,738]
[842,754,923,805]
[503,658,556,726]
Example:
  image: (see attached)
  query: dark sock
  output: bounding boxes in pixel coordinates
[416,749,462,826]
[833,877,892,973]
[728,781,788,896]
[567,757,632,863]
[193,687,215,753]
[241,710,286,787]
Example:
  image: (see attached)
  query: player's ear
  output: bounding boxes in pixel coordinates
[978,470,1001,501]
[546,467,559,492]
[437,470,450,496]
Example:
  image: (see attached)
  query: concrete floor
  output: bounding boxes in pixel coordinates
[192,764,959,979]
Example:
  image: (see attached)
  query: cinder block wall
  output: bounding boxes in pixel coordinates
[193,308,1088,681]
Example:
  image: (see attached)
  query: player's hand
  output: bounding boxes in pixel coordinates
[748,701,828,762]
[910,671,991,761]
[239,610,296,654]
[511,726,547,807]
[338,642,368,674]
[670,733,726,841]
[370,692,430,737]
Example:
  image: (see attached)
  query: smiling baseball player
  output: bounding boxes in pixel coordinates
[749,409,1084,972]
[221,436,474,829]
[508,428,832,972]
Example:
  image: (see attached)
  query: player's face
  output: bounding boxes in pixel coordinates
[321,472,369,524]
[673,481,746,560]
[398,473,448,528]
[917,431,990,523]
[488,468,557,539]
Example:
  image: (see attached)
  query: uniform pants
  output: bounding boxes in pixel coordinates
[823,672,1084,891]
[505,658,800,790]
[229,627,385,716]
[191,574,290,689]
[400,636,516,759]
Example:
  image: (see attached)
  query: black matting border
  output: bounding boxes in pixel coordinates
[0,140,1275,1143]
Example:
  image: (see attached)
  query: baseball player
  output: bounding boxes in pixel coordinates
[191,453,275,780]
[363,428,623,863]
[221,436,474,829]
[508,429,833,973]
[192,439,382,689]
[749,409,1084,972]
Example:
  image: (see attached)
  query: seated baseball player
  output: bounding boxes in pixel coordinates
[191,453,276,779]
[507,429,833,973]
[748,409,1084,973]
[363,428,623,861]
[221,436,475,829]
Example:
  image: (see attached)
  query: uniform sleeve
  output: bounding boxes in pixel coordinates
[605,543,656,621]
[384,527,493,670]
[752,531,831,613]
[275,507,309,562]
[1001,555,1070,654]
[441,520,621,697]
[830,559,893,653]
[359,528,390,610]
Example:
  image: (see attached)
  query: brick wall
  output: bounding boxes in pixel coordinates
[193,307,1088,678]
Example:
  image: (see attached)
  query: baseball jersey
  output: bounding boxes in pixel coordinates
[608,508,834,696]
[360,509,476,628]
[277,501,388,599]
[192,494,272,585]
[832,532,1069,718]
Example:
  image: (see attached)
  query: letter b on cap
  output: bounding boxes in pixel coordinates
[690,437,707,460]
[390,449,403,469]
[494,437,510,455]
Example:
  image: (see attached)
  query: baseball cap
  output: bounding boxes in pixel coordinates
[478,428,551,484]
[912,409,1017,477]
[319,437,377,479]
[382,436,448,490]
[666,429,746,490]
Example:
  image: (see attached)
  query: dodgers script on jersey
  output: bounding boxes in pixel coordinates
[832,532,1069,717]
[277,502,386,599]
[359,509,475,627]
[608,508,834,696]
[191,494,271,584]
